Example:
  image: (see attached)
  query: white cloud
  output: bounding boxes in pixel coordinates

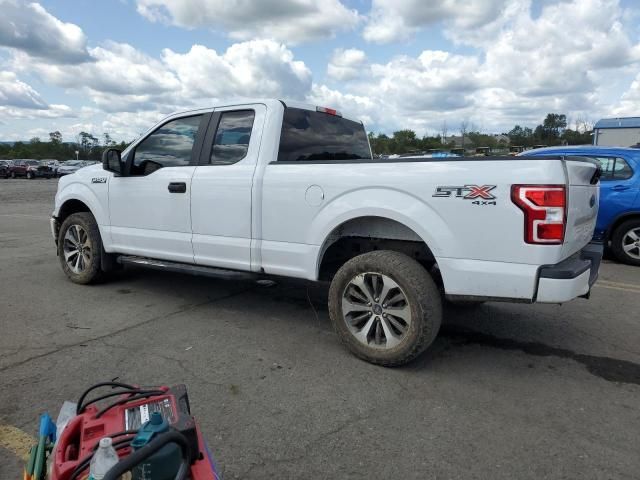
[363,0,508,43]
[12,42,181,97]
[0,71,47,109]
[163,40,312,101]
[0,1,91,63]
[136,0,360,43]
[327,49,367,81]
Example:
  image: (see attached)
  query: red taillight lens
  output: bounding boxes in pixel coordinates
[512,185,566,244]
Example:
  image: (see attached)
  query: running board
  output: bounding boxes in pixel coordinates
[117,255,257,281]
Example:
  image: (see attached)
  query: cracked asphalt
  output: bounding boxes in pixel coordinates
[1,179,639,479]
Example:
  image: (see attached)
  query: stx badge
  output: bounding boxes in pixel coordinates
[91,177,107,183]
[433,185,497,204]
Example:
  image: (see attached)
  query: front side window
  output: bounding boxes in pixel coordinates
[131,115,202,175]
[277,108,372,162]
[590,156,633,181]
[210,110,255,165]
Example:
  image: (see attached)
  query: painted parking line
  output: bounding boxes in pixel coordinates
[0,424,36,461]
[0,214,49,220]
[595,279,640,294]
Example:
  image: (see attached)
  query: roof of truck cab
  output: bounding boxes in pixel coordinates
[167,99,362,124]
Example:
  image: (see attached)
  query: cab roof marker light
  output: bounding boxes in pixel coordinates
[316,106,342,117]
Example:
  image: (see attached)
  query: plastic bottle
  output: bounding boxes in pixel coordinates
[89,437,119,480]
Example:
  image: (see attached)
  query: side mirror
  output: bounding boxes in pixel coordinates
[102,148,124,175]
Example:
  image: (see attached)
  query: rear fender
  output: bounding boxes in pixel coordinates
[309,187,452,275]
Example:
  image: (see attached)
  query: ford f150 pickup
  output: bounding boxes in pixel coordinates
[51,99,603,366]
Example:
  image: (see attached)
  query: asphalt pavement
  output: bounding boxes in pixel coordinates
[1,179,639,479]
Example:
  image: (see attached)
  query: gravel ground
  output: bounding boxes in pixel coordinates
[1,178,639,479]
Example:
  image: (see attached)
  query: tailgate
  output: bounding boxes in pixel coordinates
[561,159,599,259]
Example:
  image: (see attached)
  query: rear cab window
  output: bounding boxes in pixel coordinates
[277,107,372,162]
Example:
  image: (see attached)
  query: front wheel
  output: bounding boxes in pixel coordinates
[26,171,33,179]
[57,212,105,284]
[328,250,442,367]
[611,219,640,266]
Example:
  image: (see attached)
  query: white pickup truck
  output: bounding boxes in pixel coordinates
[51,99,603,366]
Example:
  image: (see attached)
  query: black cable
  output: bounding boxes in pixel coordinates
[103,431,191,480]
[68,441,133,480]
[91,431,138,451]
[95,390,166,418]
[76,382,138,414]
[78,389,147,414]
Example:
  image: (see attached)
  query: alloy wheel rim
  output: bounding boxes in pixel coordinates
[341,272,412,349]
[622,227,640,260]
[63,224,92,274]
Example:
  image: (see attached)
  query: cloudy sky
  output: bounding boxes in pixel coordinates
[1,0,639,142]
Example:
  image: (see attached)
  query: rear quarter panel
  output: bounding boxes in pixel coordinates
[260,158,577,280]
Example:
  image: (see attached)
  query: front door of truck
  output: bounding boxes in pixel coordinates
[190,104,266,271]
[108,113,210,264]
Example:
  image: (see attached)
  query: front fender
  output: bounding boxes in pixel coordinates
[308,186,454,257]
[54,180,111,247]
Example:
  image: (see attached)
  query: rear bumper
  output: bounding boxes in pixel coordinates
[536,242,602,303]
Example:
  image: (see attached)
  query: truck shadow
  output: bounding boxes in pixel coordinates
[117,267,640,386]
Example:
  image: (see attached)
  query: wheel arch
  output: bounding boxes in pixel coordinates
[607,211,640,240]
[316,215,438,281]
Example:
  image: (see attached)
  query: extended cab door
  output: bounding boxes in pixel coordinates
[108,112,210,263]
[190,104,266,271]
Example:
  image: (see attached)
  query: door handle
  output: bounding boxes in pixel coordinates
[168,182,187,193]
[611,185,630,191]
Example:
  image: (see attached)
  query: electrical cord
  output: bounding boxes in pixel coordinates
[78,389,145,414]
[76,381,138,414]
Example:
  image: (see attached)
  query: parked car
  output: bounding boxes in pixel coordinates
[51,99,602,366]
[9,159,53,179]
[42,159,61,176]
[522,146,640,265]
[57,160,86,176]
[0,160,13,178]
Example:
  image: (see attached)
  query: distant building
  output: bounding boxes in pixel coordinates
[442,135,473,148]
[593,117,640,146]
[492,134,510,145]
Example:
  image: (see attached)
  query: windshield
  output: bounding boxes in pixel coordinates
[277,108,372,162]
[25,160,39,166]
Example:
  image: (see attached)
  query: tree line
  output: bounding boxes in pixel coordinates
[368,113,593,155]
[0,131,130,161]
[0,112,594,159]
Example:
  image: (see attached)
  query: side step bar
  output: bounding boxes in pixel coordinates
[117,255,258,281]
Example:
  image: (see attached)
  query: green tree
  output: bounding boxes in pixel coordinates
[49,131,62,144]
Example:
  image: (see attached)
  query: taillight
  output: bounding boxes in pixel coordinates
[512,185,566,244]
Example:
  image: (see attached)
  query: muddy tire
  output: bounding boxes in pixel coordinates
[57,212,105,284]
[328,250,442,367]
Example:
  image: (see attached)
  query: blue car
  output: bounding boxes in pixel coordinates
[522,146,640,265]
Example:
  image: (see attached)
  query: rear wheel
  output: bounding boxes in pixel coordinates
[611,219,640,266]
[58,212,105,284]
[328,250,442,367]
